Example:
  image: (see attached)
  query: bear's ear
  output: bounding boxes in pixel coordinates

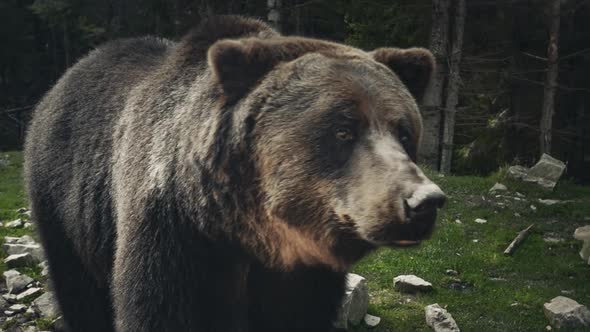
[371,48,435,101]
[208,39,279,102]
[208,37,335,102]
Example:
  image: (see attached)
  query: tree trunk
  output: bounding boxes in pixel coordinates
[420,0,451,170]
[539,0,560,155]
[267,0,282,33]
[440,0,466,174]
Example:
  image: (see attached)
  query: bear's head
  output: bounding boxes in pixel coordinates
[208,36,445,270]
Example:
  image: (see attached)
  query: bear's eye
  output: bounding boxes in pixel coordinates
[335,128,355,141]
[397,125,416,161]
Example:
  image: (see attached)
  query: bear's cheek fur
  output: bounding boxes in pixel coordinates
[330,133,434,245]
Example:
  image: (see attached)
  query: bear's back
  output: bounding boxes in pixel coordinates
[24,36,172,278]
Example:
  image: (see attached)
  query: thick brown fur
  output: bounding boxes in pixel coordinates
[25,15,440,332]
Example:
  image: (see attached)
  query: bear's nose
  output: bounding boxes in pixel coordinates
[409,191,446,214]
[404,183,446,216]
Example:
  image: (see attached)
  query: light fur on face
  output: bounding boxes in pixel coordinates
[331,132,441,243]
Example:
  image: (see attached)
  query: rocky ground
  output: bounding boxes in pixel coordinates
[0,209,62,332]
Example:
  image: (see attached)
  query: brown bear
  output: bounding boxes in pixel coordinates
[24,16,445,332]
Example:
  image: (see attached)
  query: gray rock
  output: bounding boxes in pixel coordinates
[543,236,564,244]
[52,316,66,332]
[445,269,459,276]
[5,253,36,268]
[16,288,42,301]
[425,303,460,332]
[23,326,38,332]
[16,236,35,245]
[3,244,45,262]
[3,243,45,263]
[32,292,59,318]
[394,275,433,293]
[0,296,9,310]
[544,296,590,329]
[23,222,33,229]
[523,154,566,190]
[38,261,50,277]
[8,304,27,313]
[574,226,590,264]
[3,269,21,279]
[6,274,33,294]
[363,314,380,328]
[5,219,24,228]
[507,165,528,180]
[4,237,20,244]
[3,294,18,303]
[16,208,28,214]
[334,273,369,329]
[489,183,507,192]
[538,199,562,206]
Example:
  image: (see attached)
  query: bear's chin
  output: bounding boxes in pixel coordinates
[389,240,422,247]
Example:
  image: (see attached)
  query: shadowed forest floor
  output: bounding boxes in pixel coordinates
[1,151,589,331]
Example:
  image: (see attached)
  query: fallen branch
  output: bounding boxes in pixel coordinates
[504,224,534,256]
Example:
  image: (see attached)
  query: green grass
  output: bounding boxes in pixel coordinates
[351,169,590,331]
[1,151,589,331]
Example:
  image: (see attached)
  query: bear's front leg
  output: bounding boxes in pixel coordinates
[112,218,250,332]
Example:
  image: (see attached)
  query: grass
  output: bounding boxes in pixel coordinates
[351,170,590,331]
[1,151,589,331]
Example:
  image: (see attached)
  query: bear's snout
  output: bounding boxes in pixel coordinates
[404,186,446,218]
[399,183,446,242]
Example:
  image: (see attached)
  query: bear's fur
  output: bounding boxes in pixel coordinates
[25,16,443,332]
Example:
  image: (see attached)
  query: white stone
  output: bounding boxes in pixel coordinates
[38,261,50,277]
[32,292,60,318]
[544,296,590,329]
[3,243,45,262]
[543,236,564,244]
[5,219,24,228]
[394,275,433,293]
[16,287,42,301]
[574,226,590,240]
[523,154,566,190]
[474,218,487,224]
[9,304,27,313]
[445,269,458,276]
[4,236,20,244]
[363,314,381,327]
[507,165,528,180]
[530,205,537,211]
[574,226,590,264]
[489,183,507,192]
[3,269,21,279]
[6,273,34,294]
[538,199,561,206]
[0,296,8,310]
[425,303,460,332]
[334,273,368,329]
[5,253,36,268]
[23,326,38,332]
[3,294,17,303]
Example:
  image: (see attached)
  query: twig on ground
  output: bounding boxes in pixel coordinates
[504,224,534,256]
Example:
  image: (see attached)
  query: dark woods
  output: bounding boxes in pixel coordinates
[1,0,589,182]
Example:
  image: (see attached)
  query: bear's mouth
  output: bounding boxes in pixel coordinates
[390,240,422,247]
[368,209,437,247]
